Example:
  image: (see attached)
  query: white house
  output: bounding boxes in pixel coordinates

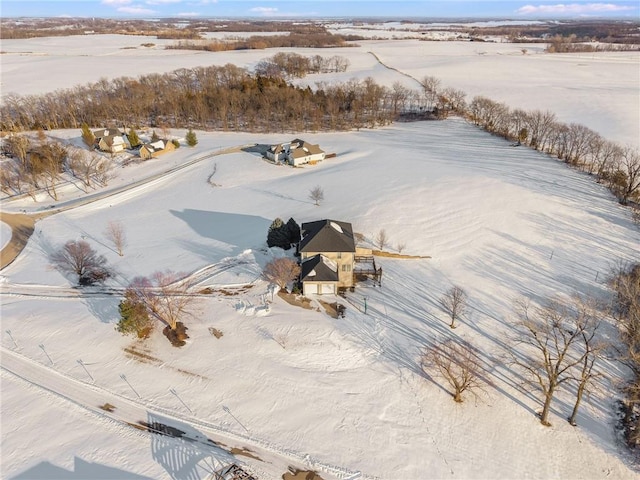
[266,139,326,166]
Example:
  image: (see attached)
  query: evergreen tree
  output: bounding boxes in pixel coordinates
[286,217,301,245]
[171,139,180,149]
[267,217,292,249]
[116,290,152,338]
[127,127,141,148]
[151,130,160,142]
[186,128,198,147]
[81,123,95,148]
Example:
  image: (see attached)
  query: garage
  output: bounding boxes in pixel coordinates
[303,282,336,296]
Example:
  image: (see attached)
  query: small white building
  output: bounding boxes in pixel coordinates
[266,139,326,166]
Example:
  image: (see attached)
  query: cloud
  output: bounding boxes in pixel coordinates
[101,0,133,5]
[117,6,157,14]
[250,6,279,15]
[146,0,183,5]
[517,3,636,15]
[177,12,200,17]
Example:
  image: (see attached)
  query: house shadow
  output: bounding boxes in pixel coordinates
[169,209,271,259]
[143,411,237,480]
[11,456,152,479]
[241,144,270,157]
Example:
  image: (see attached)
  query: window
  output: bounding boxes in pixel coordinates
[342,264,351,272]
[337,252,342,259]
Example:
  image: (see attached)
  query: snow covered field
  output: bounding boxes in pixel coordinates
[1,25,640,480]
[2,117,640,479]
[1,33,638,147]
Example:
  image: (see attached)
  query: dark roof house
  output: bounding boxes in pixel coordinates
[299,220,355,254]
[298,219,356,295]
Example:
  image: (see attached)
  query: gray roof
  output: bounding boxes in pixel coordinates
[300,254,339,282]
[299,219,355,253]
[93,128,122,139]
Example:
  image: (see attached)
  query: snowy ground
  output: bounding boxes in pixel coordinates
[1,34,638,147]
[2,116,640,479]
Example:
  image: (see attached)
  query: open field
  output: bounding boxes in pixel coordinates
[2,116,640,479]
[1,34,638,147]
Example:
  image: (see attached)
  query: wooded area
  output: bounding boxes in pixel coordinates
[0,64,434,133]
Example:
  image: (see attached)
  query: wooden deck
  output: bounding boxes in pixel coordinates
[353,255,382,286]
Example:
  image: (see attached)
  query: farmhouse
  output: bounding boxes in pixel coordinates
[298,219,355,295]
[93,128,128,154]
[139,139,175,160]
[266,139,325,166]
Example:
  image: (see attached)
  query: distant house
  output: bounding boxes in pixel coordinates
[93,128,128,154]
[139,139,175,160]
[299,219,356,295]
[266,139,325,166]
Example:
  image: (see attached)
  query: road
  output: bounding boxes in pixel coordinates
[2,345,366,479]
[0,144,253,270]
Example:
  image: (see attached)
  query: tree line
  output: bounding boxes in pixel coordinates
[0,64,440,134]
[465,95,640,205]
[254,52,350,79]
[1,66,638,207]
[609,262,640,449]
[165,31,362,52]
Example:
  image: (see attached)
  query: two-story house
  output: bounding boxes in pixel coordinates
[298,219,356,295]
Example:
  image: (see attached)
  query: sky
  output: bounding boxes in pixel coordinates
[1,0,639,19]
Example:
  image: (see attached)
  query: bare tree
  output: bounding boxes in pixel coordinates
[396,242,406,254]
[512,296,599,426]
[263,257,301,291]
[422,338,484,403]
[50,240,110,285]
[375,228,388,250]
[614,147,640,204]
[440,286,469,329]
[309,185,324,206]
[67,148,109,191]
[104,220,126,256]
[568,323,605,426]
[128,271,198,332]
[421,76,441,111]
[608,262,640,446]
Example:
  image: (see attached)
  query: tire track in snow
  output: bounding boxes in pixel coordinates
[1,346,371,480]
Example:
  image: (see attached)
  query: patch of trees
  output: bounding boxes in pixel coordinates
[512,296,604,427]
[466,96,640,205]
[117,271,198,347]
[423,293,609,429]
[545,35,638,53]
[609,263,640,450]
[267,217,300,250]
[1,17,202,40]
[166,31,359,52]
[1,64,434,133]
[1,133,112,199]
[254,52,349,79]
[1,132,67,200]
[459,20,640,45]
